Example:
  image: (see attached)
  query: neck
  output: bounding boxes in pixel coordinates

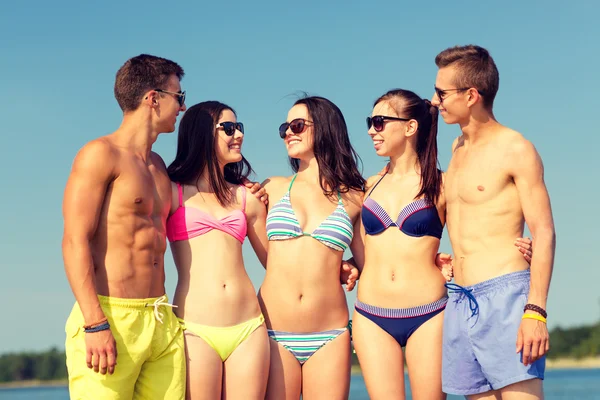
[387,143,419,177]
[295,156,321,186]
[459,108,500,144]
[114,111,160,161]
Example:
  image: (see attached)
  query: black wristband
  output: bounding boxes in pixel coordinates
[524,303,547,318]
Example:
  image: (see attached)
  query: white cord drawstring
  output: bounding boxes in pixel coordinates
[145,295,177,324]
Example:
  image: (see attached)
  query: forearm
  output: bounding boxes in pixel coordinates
[345,256,363,273]
[62,236,105,323]
[527,228,556,309]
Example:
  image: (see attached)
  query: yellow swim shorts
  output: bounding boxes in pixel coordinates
[65,295,185,400]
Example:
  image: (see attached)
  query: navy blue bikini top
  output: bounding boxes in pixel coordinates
[361,173,443,238]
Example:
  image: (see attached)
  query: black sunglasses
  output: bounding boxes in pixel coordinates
[434,86,485,103]
[154,88,186,107]
[366,115,410,132]
[278,118,313,139]
[216,121,244,136]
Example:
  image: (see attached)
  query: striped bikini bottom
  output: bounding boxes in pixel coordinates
[267,328,347,365]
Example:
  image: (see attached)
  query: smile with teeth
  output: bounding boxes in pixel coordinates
[287,139,301,146]
[229,144,241,150]
[373,140,383,145]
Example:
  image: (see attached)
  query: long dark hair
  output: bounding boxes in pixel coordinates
[290,96,365,195]
[374,89,442,204]
[167,101,253,206]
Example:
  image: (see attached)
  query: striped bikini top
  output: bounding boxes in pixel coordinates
[265,175,353,252]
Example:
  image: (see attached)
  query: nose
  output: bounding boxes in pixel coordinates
[180,102,187,112]
[431,92,441,107]
[234,128,244,138]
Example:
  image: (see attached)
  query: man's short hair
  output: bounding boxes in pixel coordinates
[435,45,499,109]
[114,54,184,112]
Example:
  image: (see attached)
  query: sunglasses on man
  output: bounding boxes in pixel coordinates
[154,88,186,107]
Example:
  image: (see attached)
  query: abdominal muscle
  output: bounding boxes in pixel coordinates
[358,231,447,308]
[448,200,529,287]
[259,238,349,332]
[171,230,261,326]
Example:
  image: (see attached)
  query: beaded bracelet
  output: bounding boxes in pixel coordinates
[84,322,111,333]
[523,303,547,318]
[522,314,547,324]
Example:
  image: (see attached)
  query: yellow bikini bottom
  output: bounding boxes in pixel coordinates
[178,314,264,361]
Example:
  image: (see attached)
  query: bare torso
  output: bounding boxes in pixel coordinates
[169,185,261,326]
[446,130,529,286]
[358,173,447,307]
[92,142,171,298]
[258,177,362,332]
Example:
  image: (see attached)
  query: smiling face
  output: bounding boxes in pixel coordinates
[282,104,314,160]
[431,66,472,126]
[153,74,187,133]
[368,100,416,157]
[214,108,244,166]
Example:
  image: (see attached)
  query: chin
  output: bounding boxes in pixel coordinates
[440,114,460,125]
[228,155,243,164]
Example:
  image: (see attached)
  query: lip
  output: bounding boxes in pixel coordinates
[229,143,242,151]
[373,140,383,150]
[286,139,301,147]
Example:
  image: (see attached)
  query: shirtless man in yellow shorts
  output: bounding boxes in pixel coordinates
[62,54,189,399]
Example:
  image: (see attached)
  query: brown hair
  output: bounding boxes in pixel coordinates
[375,89,442,205]
[114,54,184,112]
[435,45,499,109]
[168,101,253,207]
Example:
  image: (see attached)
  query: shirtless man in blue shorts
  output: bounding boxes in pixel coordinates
[432,45,556,399]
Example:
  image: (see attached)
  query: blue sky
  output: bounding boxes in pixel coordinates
[1,1,598,353]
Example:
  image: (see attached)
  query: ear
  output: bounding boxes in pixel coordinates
[466,88,481,108]
[405,119,418,138]
[143,89,160,108]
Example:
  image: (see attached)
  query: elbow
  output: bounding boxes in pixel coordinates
[62,232,90,253]
[534,226,556,250]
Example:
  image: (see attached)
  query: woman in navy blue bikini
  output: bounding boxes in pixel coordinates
[346,89,532,400]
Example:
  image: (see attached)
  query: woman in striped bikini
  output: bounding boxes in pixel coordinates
[345,89,533,400]
[258,96,365,399]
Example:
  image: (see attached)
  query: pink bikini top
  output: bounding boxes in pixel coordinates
[166,183,247,243]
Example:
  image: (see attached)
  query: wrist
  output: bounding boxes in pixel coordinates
[526,295,547,310]
[524,303,547,319]
[84,321,111,333]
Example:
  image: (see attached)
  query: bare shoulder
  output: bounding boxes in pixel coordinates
[365,174,382,192]
[149,151,168,171]
[497,128,544,176]
[72,137,118,174]
[452,135,465,152]
[341,188,365,209]
[261,175,292,193]
[500,128,539,160]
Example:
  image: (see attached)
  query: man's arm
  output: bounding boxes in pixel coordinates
[509,137,556,365]
[510,139,556,309]
[63,140,115,322]
[62,139,118,374]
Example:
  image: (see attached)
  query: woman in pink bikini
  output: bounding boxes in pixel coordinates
[166,101,270,399]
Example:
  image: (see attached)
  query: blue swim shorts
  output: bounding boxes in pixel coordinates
[442,270,545,395]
